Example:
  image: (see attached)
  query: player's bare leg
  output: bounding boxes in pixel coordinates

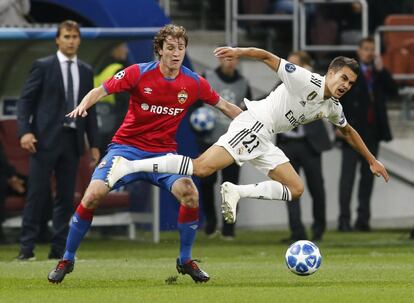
[107,145,235,187]
[221,162,304,223]
[48,180,109,283]
[267,162,304,199]
[171,177,210,283]
[192,145,235,177]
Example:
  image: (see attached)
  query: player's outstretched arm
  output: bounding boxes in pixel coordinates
[215,97,243,120]
[339,124,389,182]
[214,47,281,72]
[66,85,108,118]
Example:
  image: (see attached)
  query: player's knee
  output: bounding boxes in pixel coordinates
[193,159,214,178]
[81,186,107,209]
[180,191,199,208]
[290,180,304,200]
[179,179,199,208]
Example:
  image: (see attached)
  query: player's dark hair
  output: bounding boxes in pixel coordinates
[56,20,80,38]
[358,36,375,47]
[153,24,188,59]
[328,56,359,76]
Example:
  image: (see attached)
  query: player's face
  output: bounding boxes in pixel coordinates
[327,66,357,98]
[159,36,186,70]
[56,28,80,58]
[357,41,375,65]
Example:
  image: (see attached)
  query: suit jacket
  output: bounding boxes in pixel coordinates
[17,54,98,155]
[277,120,332,154]
[303,120,332,153]
[340,66,398,142]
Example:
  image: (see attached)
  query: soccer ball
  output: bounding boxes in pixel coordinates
[285,240,322,276]
[190,107,216,132]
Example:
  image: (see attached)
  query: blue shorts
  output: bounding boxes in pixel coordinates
[92,143,184,192]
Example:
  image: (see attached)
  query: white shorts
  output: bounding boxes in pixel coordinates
[215,111,289,175]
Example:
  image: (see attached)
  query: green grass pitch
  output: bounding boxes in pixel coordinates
[1,230,413,303]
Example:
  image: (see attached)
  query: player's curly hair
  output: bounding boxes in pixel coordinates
[153,24,188,59]
[328,56,359,76]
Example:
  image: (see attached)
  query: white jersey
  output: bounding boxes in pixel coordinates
[245,59,347,134]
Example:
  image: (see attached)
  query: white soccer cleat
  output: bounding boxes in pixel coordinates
[220,182,240,224]
[106,156,130,188]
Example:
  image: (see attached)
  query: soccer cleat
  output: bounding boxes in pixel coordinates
[176,258,210,283]
[220,181,240,224]
[106,156,130,187]
[48,260,74,284]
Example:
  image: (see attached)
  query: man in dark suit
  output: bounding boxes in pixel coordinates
[277,51,332,242]
[278,122,332,241]
[16,20,99,260]
[338,37,398,232]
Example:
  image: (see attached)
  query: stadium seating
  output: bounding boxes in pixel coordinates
[382,15,414,85]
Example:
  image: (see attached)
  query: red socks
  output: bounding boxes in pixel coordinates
[75,203,95,221]
[178,205,198,223]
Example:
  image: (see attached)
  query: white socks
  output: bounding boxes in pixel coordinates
[123,157,291,202]
[129,154,194,175]
[237,180,292,201]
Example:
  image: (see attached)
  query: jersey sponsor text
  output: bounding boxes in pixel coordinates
[148,104,185,116]
[285,110,305,127]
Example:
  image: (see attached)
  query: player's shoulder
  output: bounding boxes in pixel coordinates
[137,61,158,75]
[180,65,201,83]
[330,96,341,106]
[309,72,324,89]
[328,96,343,112]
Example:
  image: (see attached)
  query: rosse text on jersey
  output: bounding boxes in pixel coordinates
[141,103,185,116]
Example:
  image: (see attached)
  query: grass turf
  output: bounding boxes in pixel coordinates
[0,229,413,303]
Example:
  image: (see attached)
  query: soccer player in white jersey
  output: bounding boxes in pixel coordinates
[107,46,389,224]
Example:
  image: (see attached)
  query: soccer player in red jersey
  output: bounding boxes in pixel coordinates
[48,24,242,284]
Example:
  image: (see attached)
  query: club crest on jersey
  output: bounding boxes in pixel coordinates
[307,91,318,101]
[177,89,188,104]
[285,63,296,73]
[314,112,324,120]
[114,70,125,80]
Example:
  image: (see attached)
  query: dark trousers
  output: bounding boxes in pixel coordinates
[279,139,326,239]
[20,129,79,254]
[339,128,379,226]
[200,162,240,235]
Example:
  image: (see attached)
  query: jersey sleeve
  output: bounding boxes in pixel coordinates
[102,64,140,94]
[328,102,348,128]
[198,75,220,106]
[277,59,323,100]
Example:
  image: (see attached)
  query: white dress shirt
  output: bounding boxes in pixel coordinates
[57,50,79,128]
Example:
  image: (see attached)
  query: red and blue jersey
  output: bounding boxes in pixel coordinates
[103,61,220,152]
